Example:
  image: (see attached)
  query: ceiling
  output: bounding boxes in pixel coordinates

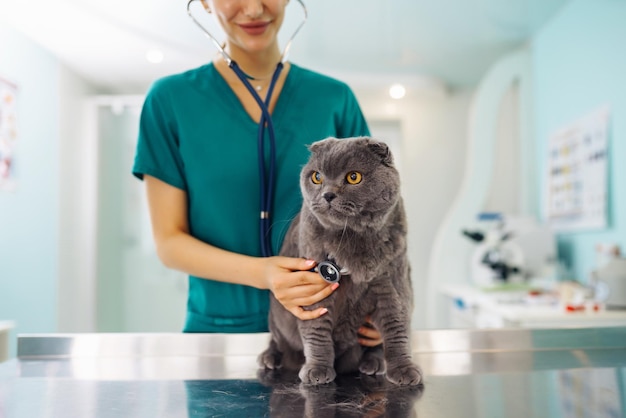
[1,0,570,94]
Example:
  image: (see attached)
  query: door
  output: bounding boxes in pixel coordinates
[96,98,187,332]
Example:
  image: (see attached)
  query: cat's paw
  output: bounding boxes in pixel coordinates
[359,352,386,375]
[298,364,337,385]
[257,348,282,370]
[386,363,423,386]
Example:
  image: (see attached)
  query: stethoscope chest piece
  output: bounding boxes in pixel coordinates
[315,260,343,284]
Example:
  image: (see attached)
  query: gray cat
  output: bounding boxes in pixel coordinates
[258,136,422,386]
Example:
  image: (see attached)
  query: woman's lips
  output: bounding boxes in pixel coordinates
[239,22,270,36]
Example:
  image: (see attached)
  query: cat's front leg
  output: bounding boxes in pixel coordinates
[386,357,422,386]
[298,319,336,385]
[375,314,422,386]
[299,350,336,385]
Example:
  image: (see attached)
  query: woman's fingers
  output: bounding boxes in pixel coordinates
[357,325,382,345]
[289,306,329,321]
[358,316,383,347]
[274,256,317,275]
[267,256,339,321]
[277,275,338,318]
[289,282,339,306]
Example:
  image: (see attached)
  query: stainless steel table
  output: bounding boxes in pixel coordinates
[1,327,625,417]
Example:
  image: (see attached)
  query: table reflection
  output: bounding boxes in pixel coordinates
[184,371,424,418]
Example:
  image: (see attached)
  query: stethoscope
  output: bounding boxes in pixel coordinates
[187,0,308,257]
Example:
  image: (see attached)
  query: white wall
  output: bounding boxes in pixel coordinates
[58,67,101,332]
[426,49,535,328]
[484,85,521,214]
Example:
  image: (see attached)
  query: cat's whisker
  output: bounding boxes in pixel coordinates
[335,217,349,254]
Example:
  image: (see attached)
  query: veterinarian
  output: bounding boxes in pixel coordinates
[132,0,382,346]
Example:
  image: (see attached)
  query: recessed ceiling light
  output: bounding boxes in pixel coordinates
[146,49,164,64]
[388,83,406,100]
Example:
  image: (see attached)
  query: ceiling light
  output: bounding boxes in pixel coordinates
[146,49,164,64]
[388,83,406,100]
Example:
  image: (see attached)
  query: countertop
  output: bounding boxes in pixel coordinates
[1,327,625,417]
[440,283,626,328]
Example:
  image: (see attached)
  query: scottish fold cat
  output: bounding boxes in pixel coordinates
[258,136,421,386]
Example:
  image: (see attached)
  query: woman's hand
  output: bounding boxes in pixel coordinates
[265,256,339,321]
[358,316,383,347]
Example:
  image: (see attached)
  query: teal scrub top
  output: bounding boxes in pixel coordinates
[132,62,370,333]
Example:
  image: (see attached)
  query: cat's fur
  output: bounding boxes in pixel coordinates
[258,136,422,386]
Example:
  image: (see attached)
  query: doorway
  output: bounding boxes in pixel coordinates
[95,97,186,332]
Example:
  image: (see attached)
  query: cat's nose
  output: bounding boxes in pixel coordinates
[323,192,336,202]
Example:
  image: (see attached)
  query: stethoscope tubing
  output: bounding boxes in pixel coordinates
[187,0,307,257]
[229,61,283,257]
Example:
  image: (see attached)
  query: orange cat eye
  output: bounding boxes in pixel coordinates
[346,171,362,185]
[311,171,323,184]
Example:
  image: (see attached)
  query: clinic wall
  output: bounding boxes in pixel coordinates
[531,0,626,282]
[404,90,473,330]
[0,24,101,356]
[58,67,101,332]
[0,25,60,344]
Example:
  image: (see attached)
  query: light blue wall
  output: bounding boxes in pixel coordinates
[0,25,60,341]
[532,0,626,282]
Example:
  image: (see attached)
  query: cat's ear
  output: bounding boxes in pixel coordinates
[308,137,331,154]
[307,136,339,153]
[308,142,322,154]
[367,140,394,167]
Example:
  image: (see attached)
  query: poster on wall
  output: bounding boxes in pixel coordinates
[544,105,610,232]
[0,77,18,192]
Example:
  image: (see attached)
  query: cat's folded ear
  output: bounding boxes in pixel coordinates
[307,137,337,154]
[367,139,394,167]
[307,142,321,153]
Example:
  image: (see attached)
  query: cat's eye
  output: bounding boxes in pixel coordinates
[346,171,362,185]
[311,171,323,184]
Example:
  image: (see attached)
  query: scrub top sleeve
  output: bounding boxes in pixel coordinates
[132,84,187,190]
[339,87,371,138]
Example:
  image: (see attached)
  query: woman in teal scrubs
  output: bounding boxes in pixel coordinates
[133,0,381,345]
